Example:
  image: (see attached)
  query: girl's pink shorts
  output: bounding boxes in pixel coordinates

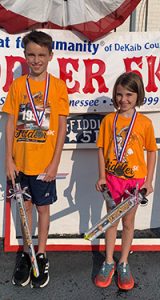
[106,173,145,205]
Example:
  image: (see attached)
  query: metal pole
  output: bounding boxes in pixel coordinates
[145,0,149,31]
[129,9,137,32]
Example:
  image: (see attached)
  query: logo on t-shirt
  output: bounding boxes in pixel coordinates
[15,101,51,143]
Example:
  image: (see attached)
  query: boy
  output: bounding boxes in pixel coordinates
[3,30,69,288]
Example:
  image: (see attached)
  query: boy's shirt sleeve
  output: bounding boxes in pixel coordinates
[2,81,16,115]
[58,79,69,116]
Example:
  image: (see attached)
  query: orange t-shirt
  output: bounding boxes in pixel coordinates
[97,112,157,179]
[3,74,69,175]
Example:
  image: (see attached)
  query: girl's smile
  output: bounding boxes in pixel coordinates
[116,84,137,117]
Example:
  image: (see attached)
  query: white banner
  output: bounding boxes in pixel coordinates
[0,29,160,113]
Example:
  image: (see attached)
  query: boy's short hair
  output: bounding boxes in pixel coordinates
[22,30,53,53]
[112,72,145,109]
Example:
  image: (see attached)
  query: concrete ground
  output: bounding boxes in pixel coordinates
[0,242,160,300]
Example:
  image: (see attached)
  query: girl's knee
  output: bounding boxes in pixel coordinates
[122,217,135,231]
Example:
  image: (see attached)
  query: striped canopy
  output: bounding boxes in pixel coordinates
[0,0,141,40]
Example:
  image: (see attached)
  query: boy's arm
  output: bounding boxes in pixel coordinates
[43,115,67,182]
[5,114,18,185]
[96,147,106,192]
[142,151,156,196]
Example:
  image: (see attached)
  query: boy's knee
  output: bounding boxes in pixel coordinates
[36,205,49,214]
[24,201,32,213]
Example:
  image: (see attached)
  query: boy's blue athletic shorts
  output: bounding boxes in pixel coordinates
[19,172,57,206]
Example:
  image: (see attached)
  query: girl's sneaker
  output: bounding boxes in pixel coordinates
[30,253,49,288]
[94,261,115,288]
[12,252,31,286]
[117,262,134,290]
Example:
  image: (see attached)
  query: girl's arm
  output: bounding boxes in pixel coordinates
[96,147,106,191]
[142,151,156,196]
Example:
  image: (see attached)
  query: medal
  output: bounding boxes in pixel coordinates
[113,110,137,163]
[35,129,44,138]
[26,73,50,128]
[114,165,124,176]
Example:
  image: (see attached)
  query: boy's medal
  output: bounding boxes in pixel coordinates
[35,128,44,138]
[113,110,137,171]
[26,73,50,129]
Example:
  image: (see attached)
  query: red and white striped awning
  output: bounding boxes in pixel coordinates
[0,0,141,40]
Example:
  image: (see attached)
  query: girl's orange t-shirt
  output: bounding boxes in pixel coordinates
[97,112,157,179]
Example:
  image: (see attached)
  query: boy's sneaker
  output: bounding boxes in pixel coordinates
[30,253,49,288]
[94,261,115,288]
[12,251,31,286]
[117,262,134,290]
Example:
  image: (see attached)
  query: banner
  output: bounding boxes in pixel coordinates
[0,29,160,113]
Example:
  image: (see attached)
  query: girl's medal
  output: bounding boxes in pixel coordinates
[113,110,137,175]
[114,165,124,176]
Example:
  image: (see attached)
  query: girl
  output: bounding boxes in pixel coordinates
[95,72,157,290]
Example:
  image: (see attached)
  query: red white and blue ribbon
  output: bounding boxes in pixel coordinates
[113,110,137,162]
[26,73,50,127]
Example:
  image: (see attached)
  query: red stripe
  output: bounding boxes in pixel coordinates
[4,244,160,253]
[0,5,36,33]
[0,0,141,40]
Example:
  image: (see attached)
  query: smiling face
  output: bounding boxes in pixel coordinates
[24,42,53,80]
[115,84,138,117]
[112,72,145,113]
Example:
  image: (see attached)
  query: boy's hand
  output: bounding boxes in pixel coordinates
[6,158,19,187]
[43,162,58,182]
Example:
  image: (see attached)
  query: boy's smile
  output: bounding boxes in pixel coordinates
[116,84,137,117]
[24,42,53,80]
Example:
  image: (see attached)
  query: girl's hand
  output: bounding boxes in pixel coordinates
[141,181,153,196]
[96,178,106,192]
